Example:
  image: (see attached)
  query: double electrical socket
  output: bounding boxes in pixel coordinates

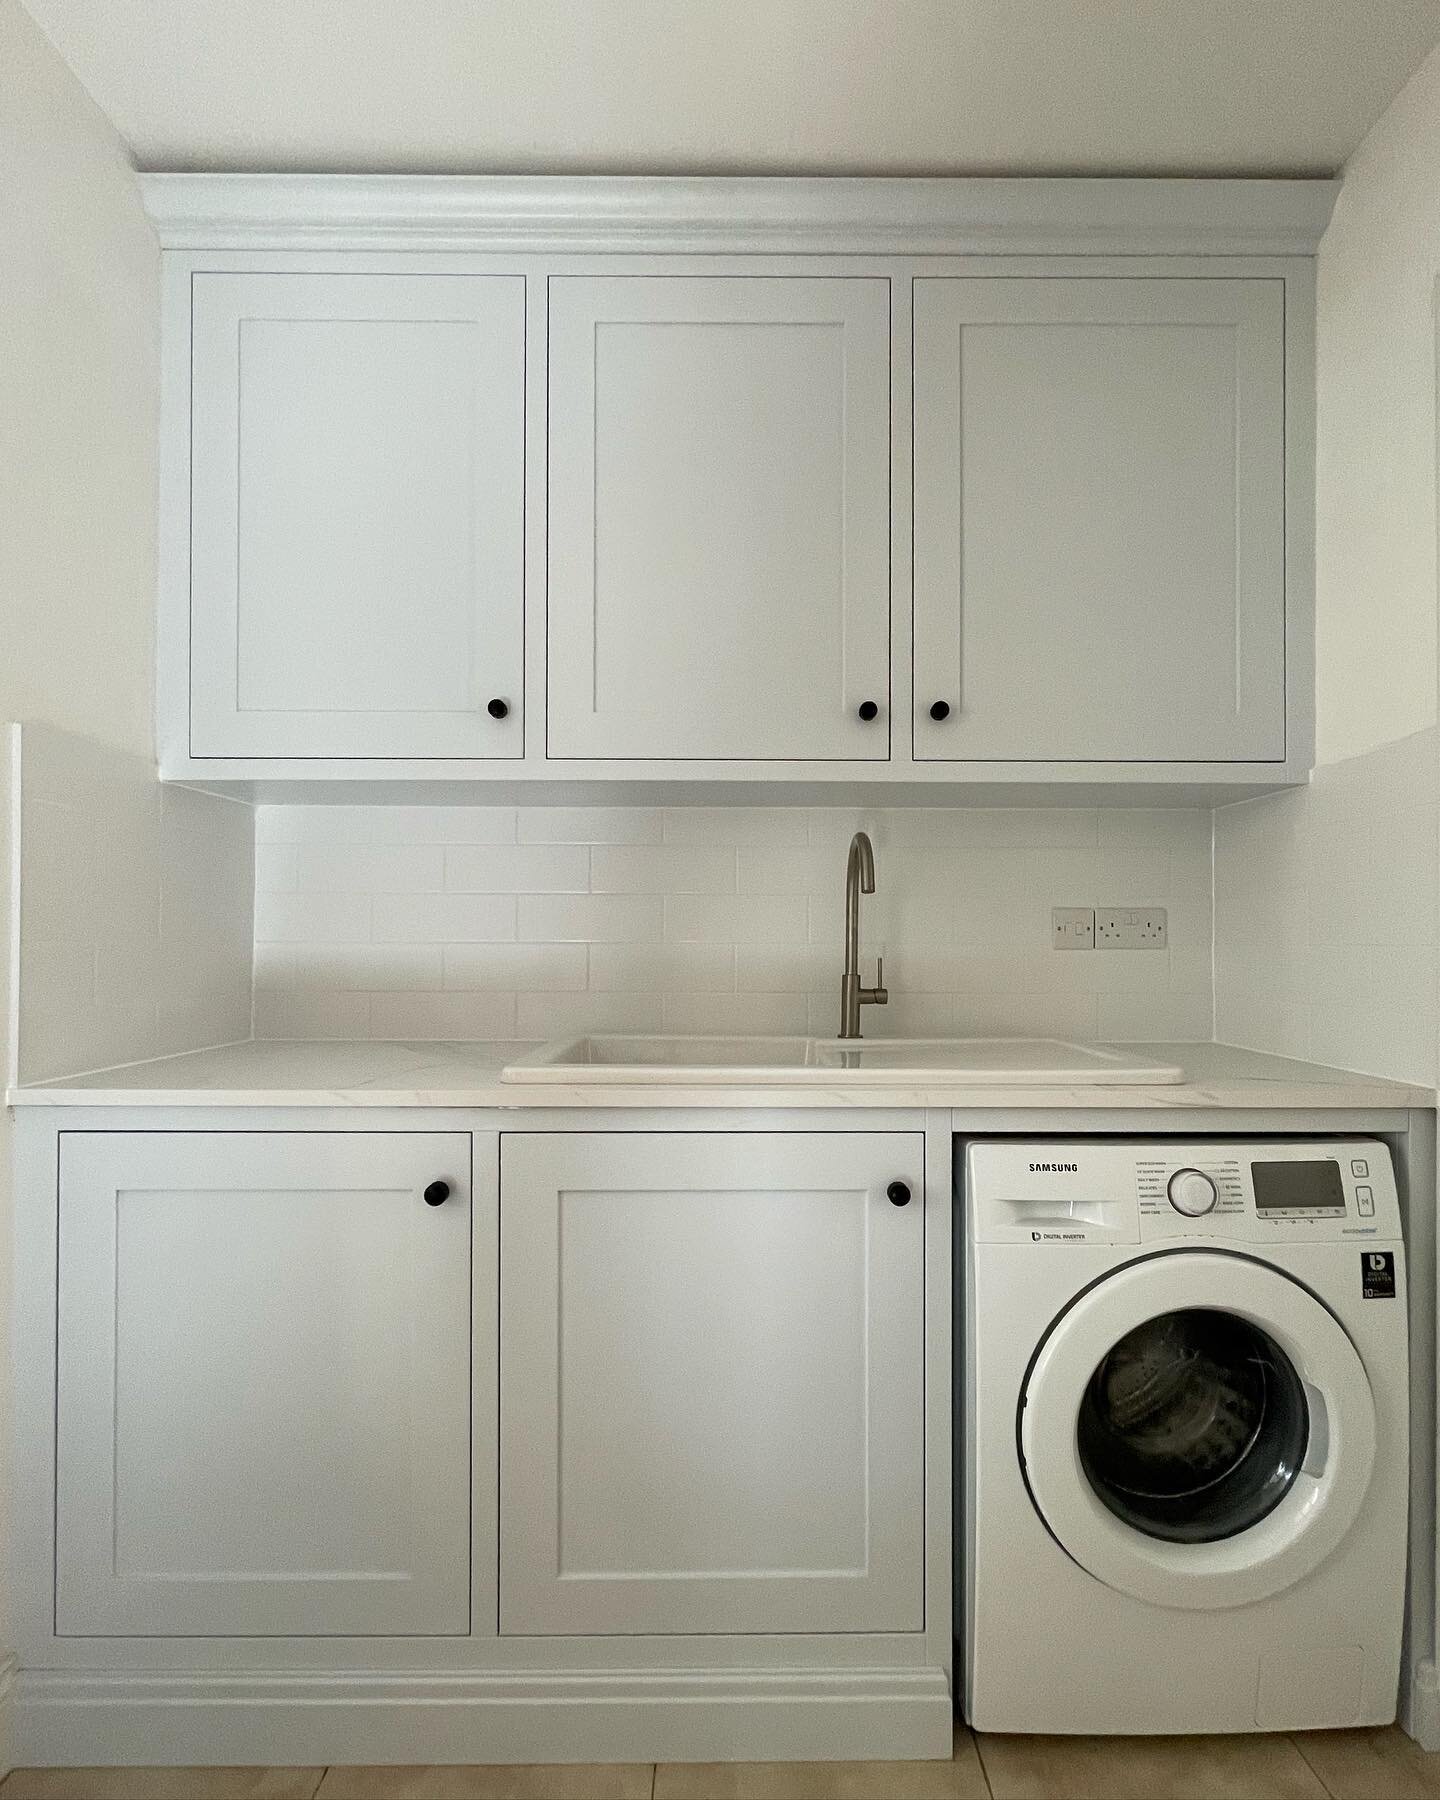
[1052,907,1168,950]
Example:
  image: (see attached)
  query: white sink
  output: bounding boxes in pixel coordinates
[501,1035,1185,1086]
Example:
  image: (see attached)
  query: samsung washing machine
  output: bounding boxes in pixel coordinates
[963,1139,1409,1735]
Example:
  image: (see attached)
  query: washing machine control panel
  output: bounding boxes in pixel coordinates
[966,1140,1400,1244]
[1166,1168,1219,1216]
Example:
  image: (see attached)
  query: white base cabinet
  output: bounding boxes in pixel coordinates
[498,1130,925,1635]
[16,1110,952,1766]
[55,1130,479,1638]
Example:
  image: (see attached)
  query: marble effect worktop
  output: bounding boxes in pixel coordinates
[7,1038,1432,1112]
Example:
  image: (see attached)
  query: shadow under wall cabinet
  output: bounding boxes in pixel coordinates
[151,176,1327,789]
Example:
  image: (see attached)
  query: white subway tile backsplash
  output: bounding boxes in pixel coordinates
[255,891,371,945]
[443,943,588,992]
[589,944,736,993]
[444,845,589,893]
[293,844,445,894]
[736,847,816,895]
[667,893,809,944]
[518,807,663,845]
[369,990,517,1040]
[663,992,809,1035]
[520,893,663,943]
[247,800,1219,1045]
[515,991,664,1037]
[592,845,736,895]
[372,893,517,944]
[664,807,807,846]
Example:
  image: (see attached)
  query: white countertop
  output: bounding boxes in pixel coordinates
[8,1038,1432,1111]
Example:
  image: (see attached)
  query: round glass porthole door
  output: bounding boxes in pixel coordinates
[1020,1252,1378,1609]
[1076,1308,1309,1544]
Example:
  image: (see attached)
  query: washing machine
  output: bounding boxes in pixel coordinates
[963,1139,1408,1735]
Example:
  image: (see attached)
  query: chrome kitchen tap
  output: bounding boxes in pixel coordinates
[838,831,888,1039]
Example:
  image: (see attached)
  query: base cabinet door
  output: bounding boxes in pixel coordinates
[546,275,892,761]
[499,1130,925,1635]
[56,1131,477,1637]
[912,275,1286,763]
[188,272,526,759]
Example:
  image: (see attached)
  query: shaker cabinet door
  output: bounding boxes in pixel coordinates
[912,276,1286,763]
[188,272,525,759]
[546,276,892,761]
[56,1130,477,1637]
[498,1130,925,1635]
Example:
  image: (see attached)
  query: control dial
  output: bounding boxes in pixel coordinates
[1167,1168,1218,1218]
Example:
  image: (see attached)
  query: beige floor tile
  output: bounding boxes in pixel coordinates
[314,1768,653,1800]
[0,1772,323,1800]
[1290,1724,1440,1800]
[974,1732,1329,1800]
[652,1725,988,1798]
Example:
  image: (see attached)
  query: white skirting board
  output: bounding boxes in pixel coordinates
[10,1666,955,1766]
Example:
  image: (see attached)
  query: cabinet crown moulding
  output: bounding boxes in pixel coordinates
[137,172,1341,254]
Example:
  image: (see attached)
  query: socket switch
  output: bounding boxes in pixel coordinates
[1096,907,1168,949]
[1052,907,1095,950]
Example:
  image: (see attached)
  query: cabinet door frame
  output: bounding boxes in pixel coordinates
[186,270,526,761]
[53,1129,482,1638]
[911,273,1288,764]
[498,1129,925,1636]
[545,273,893,763]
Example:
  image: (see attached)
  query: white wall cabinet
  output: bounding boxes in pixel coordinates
[912,276,1287,763]
[498,1130,925,1635]
[187,272,525,759]
[154,178,1324,788]
[55,1130,480,1637]
[546,276,893,761]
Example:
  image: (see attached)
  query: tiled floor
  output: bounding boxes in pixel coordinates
[5,1726,1440,1800]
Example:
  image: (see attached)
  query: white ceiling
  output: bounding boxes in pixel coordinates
[20,0,1440,177]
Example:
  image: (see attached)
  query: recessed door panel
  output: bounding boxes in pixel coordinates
[547,276,892,760]
[499,1130,924,1633]
[190,273,525,758]
[56,1130,475,1636]
[913,277,1285,762]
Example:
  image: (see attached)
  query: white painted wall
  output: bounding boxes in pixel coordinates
[0,0,160,1765]
[1315,40,1440,766]
[1215,39,1440,1086]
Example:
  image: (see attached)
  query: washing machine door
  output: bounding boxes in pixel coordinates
[1020,1251,1377,1610]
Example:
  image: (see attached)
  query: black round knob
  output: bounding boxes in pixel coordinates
[487,698,509,720]
[423,1181,451,1207]
[886,1181,911,1207]
[857,701,880,722]
[929,701,951,721]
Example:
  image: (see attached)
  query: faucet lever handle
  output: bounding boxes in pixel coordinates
[870,955,888,1004]
[875,955,884,988]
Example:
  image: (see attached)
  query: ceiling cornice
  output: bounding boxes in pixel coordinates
[137,173,1341,254]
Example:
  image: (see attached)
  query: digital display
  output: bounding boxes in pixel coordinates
[1251,1160,1346,1212]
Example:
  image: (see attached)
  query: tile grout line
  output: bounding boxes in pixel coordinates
[1285,1731,1343,1799]
[969,1728,999,1800]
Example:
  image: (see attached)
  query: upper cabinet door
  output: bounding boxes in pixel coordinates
[912,277,1286,763]
[546,276,892,761]
[189,273,525,759]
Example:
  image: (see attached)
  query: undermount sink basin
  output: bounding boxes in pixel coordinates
[501,1036,1185,1086]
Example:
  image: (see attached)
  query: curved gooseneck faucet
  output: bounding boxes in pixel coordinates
[839,831,888,1039]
